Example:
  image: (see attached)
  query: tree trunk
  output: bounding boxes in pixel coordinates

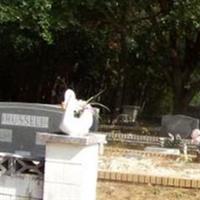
[172,93,189,114]
[172,80,195,114]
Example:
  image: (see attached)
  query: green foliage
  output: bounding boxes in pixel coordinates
[190,92,200,106]
[0,0,53,43]
[0,0,200,115]
[163,134,183,149]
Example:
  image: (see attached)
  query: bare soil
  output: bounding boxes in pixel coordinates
[97,181,200,200]
[97,146,200,200]
[100,147,200,180]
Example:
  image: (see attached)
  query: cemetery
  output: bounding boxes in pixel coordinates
[0,101,106,200]
[99,115,200,179]
[1,1,200,200]
[97,115,200,199]
[0,100,200,199]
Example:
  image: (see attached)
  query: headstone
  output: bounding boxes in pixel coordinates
[0,102,99,159]
[122,105,140,122]
[160,114,199,139]
[0,102,63,159]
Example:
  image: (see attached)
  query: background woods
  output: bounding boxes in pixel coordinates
[0,0,200,119]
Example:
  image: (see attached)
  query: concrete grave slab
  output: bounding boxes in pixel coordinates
[144,146,180,155]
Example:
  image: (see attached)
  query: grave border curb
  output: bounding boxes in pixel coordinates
[98,170,200,189]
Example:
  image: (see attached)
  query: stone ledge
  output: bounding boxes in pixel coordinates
[144,146,180,155]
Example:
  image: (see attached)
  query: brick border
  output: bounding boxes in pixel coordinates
[98,170,200,188]
[99,147,199,188]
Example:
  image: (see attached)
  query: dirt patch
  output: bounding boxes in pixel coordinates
[99,147,200,179]
[97,146,200,199]
[97,181,200,200]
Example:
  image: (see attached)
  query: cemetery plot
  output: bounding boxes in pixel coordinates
[99,147,200,181]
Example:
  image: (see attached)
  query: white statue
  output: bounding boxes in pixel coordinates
[59,89,94,136]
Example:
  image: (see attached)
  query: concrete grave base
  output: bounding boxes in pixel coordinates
[37,132,106,200]
[0,174,43,200]
[144,146,180,155]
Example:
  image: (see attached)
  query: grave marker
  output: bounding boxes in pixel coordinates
[160,114,199,139]
[0,102,99,159]
[0,102,63,159]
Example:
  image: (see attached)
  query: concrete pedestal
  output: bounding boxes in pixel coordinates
[36,132,106,200]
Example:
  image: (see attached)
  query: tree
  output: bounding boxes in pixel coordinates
[139,0,200,113]
[73,1,164,112]
[0,0,107,102]
[1,0,200,116]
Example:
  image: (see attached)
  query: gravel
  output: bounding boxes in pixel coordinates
[99,153,200,179]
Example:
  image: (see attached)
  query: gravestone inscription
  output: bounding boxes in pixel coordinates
[0,102,63,159]
[160,114,199,139]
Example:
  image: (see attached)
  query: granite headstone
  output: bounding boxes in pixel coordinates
[0,102,64,159]
[160,114,199,139]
